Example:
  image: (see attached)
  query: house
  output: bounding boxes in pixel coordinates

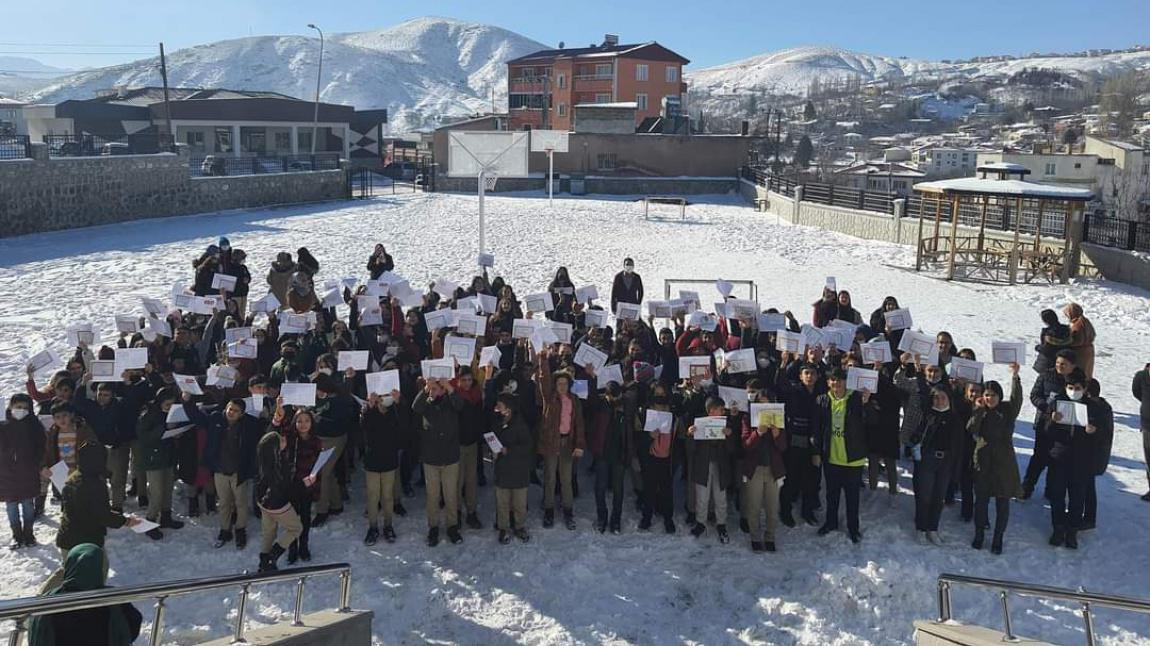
[19,87,387,161]
[833,161,926,196]
[911,144,983,177]
[506,35,689,132]
[0,97,24,136]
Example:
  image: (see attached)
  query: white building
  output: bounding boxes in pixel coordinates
[833,161,926,196]
[911,144,982,177]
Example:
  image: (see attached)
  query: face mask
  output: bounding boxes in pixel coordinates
[757,356,770,368]
[932,404,950,413]
[505,381,518,395]
[381,395,394,407]
[624,267,633,274]
[1066,388,1084,401]
[319,368,334,376]
[927,373,941,384]
[10,409,28,421]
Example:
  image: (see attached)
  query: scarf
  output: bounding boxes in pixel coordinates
[27,544,135,646]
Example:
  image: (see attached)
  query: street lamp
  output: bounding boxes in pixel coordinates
[307,23,324,155]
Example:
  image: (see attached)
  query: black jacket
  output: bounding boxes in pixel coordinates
[811,391,871,464]
[367,252,394,280]
[1133,368,1150,423]
[970,375,1023,498]
[256,432,293,510]
[1030,368,1066,436]
[1087,396,1114,476]
[183,403,261,484]
[894,367,949,447]
[610,271,643,313]
[412,391,463,466]
[361,404,406,473]
[493,414,534,489]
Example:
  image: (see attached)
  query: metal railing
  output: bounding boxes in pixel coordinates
[741,166,895,213]
[1083,213,1150,252]
[190,152,342,178]
[935,572,1150,645]
[0,135,30,160]
[43,133,174,157]
[0,562,352,646]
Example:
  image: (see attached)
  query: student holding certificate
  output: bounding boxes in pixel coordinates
[739,379,787,553]
[492,394,533,545]
[359,390,406,547]
[1044,372,1096,550]
[811,368,873,544]
[687,398,735,545]
[968,362,1023,554]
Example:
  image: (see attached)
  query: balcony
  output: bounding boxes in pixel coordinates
[509,77,549,90]
[573,73,613,81]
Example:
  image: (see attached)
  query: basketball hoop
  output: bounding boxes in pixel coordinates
[482,172,499,192]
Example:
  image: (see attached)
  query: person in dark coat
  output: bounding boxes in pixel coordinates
[280,407,321,563]
[361,390,406,545]
[910,387,963,545]
[969,364,1023,554]
[412,377,464,546]
[255,430,308,572]
[811,368,872,543]
[894,354,951,450]
[835,291,862,325]
[1,394,46,549]
[1033,309,1070,374]
[1045,371,1096,550]
[868,296,905,356]
[1082,378,1113,530]
[493,393,533,544]
[865,360,901,498]
[775,354,826,526]
[367,244,395,280]
[687,397,736,544]
[55,443,137,554]
[182,394,261,550]
[740,384,787,553]
[591,382,635,534]
[134,388,184,539]
[811,287,839,327]
[27,544,142,646]
[229,249,253,317]
[1021,349,1078,499]
[609,257,644,315]
[1132,364,1150,502]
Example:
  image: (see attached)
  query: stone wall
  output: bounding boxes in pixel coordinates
[0,145,347,237]
[1080,243,1150,290]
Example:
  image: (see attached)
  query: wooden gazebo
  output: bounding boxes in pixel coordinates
[913,163,1095,284]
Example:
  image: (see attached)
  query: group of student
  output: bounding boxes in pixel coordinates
[0,239,1134,585]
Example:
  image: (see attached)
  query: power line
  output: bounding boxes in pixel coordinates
[0,51,153,55]
[0,42,155,47]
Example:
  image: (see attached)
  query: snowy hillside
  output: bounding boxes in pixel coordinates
[26,17,547,134]
[0,56,70,99]
[0,191,1149,644]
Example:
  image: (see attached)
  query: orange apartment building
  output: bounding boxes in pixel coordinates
[506,35,689,132]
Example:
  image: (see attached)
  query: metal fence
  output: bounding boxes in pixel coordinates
[1083,213,1150,252]
[43,133,174,157]
[0,134,30,160]
[905,195,1071,239]
[191,152,342,178]
[740,166,895,214]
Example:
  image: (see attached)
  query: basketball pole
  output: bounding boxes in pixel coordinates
[547,149,554,207]
[478,168,486,255]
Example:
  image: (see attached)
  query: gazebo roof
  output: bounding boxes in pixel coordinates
[914,177,1095,201]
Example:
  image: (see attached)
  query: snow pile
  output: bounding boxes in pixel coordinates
[0,192,1148,644]
[25,17,547,134]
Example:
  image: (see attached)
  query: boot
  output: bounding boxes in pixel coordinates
[1049,526,1066,547]
[515,528,530,543]
[1064,530,1078,550]
[779,508,796,528]
[23,526,36,547]
[393,502,407,517]
[991,532,1004,555]
[971,529,985,550]
[446,525,463,544]
[160,511,184,530]
[364,526,379,546]
[268,543,286,569]
[717,524,730,544]
[427,527,440,547]
[542,508,555,528]
[298,534,311,562]
[382,525,396,543]
[287,541,299,565]
[187,496,201,518]
[234,528,248,550]
[663,518,676,534]
[595,513,607,534]
[9,524,23,550]
[563,509,576,531]
[145,528,164,541]
[312,512,329,528]
[34,495,45,519]
[205,494,217,515]
[465,513,482,530]
[638,514,652,531]
[214,530,233,549]
[499,529,512,544]
[691,522,706,538]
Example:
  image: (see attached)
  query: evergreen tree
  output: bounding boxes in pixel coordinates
[794,135,814,168]
[803,100,817,121]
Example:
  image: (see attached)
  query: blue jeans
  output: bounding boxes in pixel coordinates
[6,499,34,529]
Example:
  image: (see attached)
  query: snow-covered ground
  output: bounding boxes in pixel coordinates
[1,191,1149,645]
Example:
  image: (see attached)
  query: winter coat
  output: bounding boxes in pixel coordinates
[266,262,295,307]
[412,391,463,466]
[1132,368,1150,425]
[1087,396,1114,477]
[774,371,825,446]
[27,543,142,646]
[740,415,787,479]
[231,263,253,298]
[493,413,534,489]
[1034,322,1070,374]
[812,299,838,327]
[969,375,1023,498]
[535,361,586,457]
[1067,313,1096,378]
[894,367,950,447]
[865,368,902,459]
[45,421,97,471]
[361,405,406,473]
[0,417,47,502]
[74,397,136,449]
[811,391,871,464]
[284,427,321,502]
[183,403,261,484]
[367,252,394,280]
[610,271,644,314]
[56,444,126,550]
[454,383,485,447]
[916,406,964,469]
[134,408,177,471]
[868,309,905,356]
[1029,368,1066,436]
[689,414,737,490]
[256,432,293,511]
[314,393,357,439]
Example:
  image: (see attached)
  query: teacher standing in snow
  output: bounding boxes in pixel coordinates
[610,257,644,315]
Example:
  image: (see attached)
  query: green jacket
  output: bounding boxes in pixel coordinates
[28,544,142,646]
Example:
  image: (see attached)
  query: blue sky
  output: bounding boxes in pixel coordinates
[1,0,1148,70]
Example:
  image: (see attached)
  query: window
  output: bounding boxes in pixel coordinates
[297,130,312,153]
[1044,162,1056,175]
[274,131,291,150]
[185,131,205,149]
[595,63,612,77]
[557,74,566,89]
[214,127,233,154]
[595,93,612,103]
[597,152,618,170]
[636,93,648,110]
[522,67,536,78]
[1074,162,1082,169]
[636,64,648,81]
[666,66,679,82]
[557,103,567,117]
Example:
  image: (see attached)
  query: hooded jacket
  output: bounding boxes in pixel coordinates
[27,544,142,646]
[56,444,127,550]
[0,415,46,502]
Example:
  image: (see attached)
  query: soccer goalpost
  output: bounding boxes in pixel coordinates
[448,131,530,255]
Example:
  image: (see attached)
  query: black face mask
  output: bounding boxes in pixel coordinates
[282,351,297,361]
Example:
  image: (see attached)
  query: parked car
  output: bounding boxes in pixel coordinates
[383,161,418,180]
[101,142,131,156]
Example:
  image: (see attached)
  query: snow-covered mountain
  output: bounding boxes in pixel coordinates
[27,17,547,133]
[0,56,71,98]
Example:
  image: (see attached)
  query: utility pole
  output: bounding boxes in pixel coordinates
[307,24,324,154]
[159,43,173,151]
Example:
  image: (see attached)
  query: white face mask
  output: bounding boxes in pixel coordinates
[505,380,518,395]
[932,404,950,413]
[319,368,334,376]
[381,395,394,407]
[1066,388,1084,401]
[10,409,29,421]
[757,356,770,368]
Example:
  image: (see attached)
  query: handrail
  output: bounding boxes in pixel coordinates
[935,572,1150,645]
[0,563,352,646]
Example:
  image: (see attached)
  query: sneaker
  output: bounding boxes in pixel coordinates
[312,513,329,528]
[563,510,576,531]
[466,513,483,530]
[690,523,706,538]
[739,518,750,534]
[446,525,463,544]
[663,519,676,534]
[609,521,621,535]
[214,530,233,549]
[542,509,555,528]
[638,516,652,531]
[145,528,164,541]
[764,541,777,552]
[972,532,985,550]
[427,527,440,547]
[235,529,247,550]
[751,541,764,553]
[926,531,944,546]
[515,528,530,543]
[595,518,607,534]
[286,543,299,565]
[991,535,1003,555]
[393,502,407,517]
[779,509,796,528]
[498,530,511,544]
[717,525,730,544]
[364,527,380,546]
[383,526,396,543]
[849,531,862,544]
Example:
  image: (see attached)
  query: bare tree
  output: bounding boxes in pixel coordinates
[1104,165,1150,221]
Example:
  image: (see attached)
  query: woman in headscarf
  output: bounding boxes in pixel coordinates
[28,543,143,646]
[1063,303,1095,379]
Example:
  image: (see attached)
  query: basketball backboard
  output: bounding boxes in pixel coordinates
[448,131,530,178]
[530,129,569,153]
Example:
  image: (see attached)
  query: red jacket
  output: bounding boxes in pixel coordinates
[740,413,788,480]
